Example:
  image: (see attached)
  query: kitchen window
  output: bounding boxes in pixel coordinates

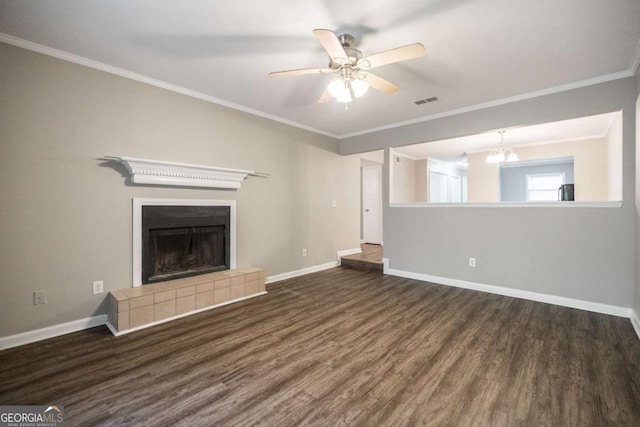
[526,173,565,201]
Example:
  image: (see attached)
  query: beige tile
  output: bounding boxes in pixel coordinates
[176,295,196,315]
[176,285,196,298]
[130,294,154,309]
[110,291,129,301]
[231,275,245,286]
[214,287,231,304]
[215,270,233,278]
[258,279,266,292]
[259,270,266,281]
[245,272,260,282]
[226,270,245,278]
[173,279,195,289]
[130,305,154,328]
[203,271,228,281]
[230,282,245,300]
[245,280,259,296]
[195,290,215,309]
[117,299,130,312]
[214,278,230,289]
[188,275,214,285]
[196,282,214,293]
[150,281,174,292]
[154,300,176,321]
[117,311,130,331]
[235,267,258,274]
[154,289,175,303]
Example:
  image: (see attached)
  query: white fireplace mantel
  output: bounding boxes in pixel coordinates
[107,156,268,190]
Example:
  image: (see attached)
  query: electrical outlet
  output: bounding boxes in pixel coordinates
[302,248,307,257]
[332,200,337,207]
[469,257,476,267]
[34,290,47,305]
[92,280,104,295]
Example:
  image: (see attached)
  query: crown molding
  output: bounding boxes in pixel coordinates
[0,33,338,139]
[1,32,636,141]
[338,70,634,139]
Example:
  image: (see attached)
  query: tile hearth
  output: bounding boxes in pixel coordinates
[107,267,265,334]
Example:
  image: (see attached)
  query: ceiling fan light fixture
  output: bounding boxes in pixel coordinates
[351,78,369,98]
[336,88,352,103]
[327,78,346,98]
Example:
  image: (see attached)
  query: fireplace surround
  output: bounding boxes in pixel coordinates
[133,198,236,287]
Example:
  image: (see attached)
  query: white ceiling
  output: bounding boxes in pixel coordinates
[392,112,618,161]
[1,0,639,138]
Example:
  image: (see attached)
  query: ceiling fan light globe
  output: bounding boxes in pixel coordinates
[337,90,352,103]
[327,78,346,98]
[351,79,369,98]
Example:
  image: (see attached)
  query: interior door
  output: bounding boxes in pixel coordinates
[449,175,462,202]
[362,165,382,244]
[429,169,449,202]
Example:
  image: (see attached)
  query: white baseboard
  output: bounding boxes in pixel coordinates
[106,291,267,336]
[337,247,363,265]
[266,261,338,284]
[337,247,363,258]
[631,310,640,340]
[0,314,108,351]
[384,265,631,319]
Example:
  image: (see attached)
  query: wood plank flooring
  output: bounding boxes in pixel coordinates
[340,244,383,272]
[1,268,640,426]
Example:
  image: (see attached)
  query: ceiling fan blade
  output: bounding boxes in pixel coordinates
[363,73,399,94]
[358,43,425,69]
[313,29,349,64]
[318,88,333,103]
[269,67,333,77]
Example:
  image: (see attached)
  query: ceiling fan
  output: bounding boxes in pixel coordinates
[269,29,425,106]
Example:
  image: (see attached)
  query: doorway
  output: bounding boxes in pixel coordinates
[362,164,382,244]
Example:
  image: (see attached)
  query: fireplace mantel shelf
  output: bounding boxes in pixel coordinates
[106,156,268,190]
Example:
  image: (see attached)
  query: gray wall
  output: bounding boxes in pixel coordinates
[500,161,574,202]
[0,43,361,337]
[340,77,636,308]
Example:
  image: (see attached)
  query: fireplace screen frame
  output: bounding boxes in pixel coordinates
[132,198,236,287]
[142,205,230,284]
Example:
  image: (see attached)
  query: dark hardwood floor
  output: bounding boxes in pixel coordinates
[340,244,383,272]
[1,268,640,426]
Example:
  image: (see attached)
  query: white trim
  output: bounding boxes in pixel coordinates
[0,33,337,139]
[339,70,633,139]
[108,157,260,190]
[106,292,267,336]
[0,315,107,350]
[337,247,363,266]
[631,310,640,341]
[384,266,631,318]
[132,198,236,287]
[266,261,338,284]
[389,201,623,208]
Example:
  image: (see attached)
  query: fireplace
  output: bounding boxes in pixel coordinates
[132,199,237,287]
[142,206,230,284]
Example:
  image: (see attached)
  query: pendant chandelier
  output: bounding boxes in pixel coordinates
[486,130,518,163]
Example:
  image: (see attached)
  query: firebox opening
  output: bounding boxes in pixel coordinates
[142,205,230,284]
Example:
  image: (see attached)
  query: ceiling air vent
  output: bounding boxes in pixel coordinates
[414,96,439,105]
